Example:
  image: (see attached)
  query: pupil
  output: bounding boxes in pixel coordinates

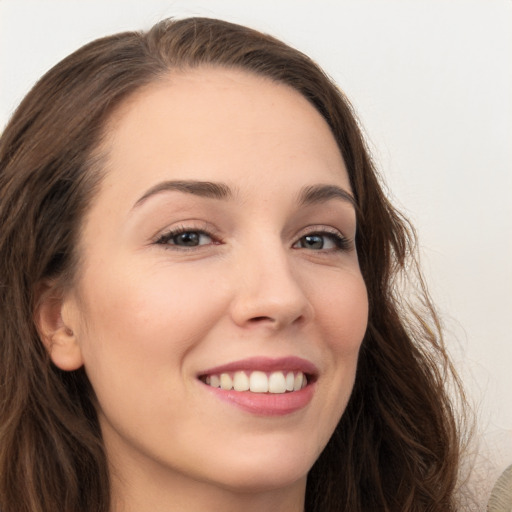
[303,235,323,249]
[176,232,199,246]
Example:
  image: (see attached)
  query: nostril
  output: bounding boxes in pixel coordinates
[249,316,273,323]
[246,314,306,329]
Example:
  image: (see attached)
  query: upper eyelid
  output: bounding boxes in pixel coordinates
[153,221,220,240]
[294,224,348,239]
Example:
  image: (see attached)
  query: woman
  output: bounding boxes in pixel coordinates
[0,17,467,512]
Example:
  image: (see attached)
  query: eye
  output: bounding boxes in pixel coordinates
[156,229,214,248]
[293,231,350,251]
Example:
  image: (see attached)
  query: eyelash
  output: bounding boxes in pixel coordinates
[154,225,219,250]
[154,225,352,253]
[293,228,352,252]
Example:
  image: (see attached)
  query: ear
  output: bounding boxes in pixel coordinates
[34,280,84,371]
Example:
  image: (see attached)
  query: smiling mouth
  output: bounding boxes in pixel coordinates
[199,370,310,394]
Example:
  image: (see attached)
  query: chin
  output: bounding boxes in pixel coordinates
[202,444,316,493]
[215,467,308,495]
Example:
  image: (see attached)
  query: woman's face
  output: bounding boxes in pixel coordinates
[61,69,368,496]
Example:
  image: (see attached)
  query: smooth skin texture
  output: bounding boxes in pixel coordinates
[40,69,369,512]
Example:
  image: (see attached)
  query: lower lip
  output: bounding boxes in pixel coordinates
[202,382,315,416]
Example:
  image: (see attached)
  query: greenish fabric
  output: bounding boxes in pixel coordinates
[488,465,512,512]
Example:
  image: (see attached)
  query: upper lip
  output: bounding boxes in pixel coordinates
[198,356,319,378]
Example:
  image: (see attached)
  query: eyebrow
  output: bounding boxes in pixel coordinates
[132,180,355,210]
[298,184,356,208]
[133,180,232,208]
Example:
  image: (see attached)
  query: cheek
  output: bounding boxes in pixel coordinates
[75,263,231,384]
[316,271,369,355]
[73,265,233,446]
[305,271,367,453]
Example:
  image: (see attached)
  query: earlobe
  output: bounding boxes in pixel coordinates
[34,281,84,371]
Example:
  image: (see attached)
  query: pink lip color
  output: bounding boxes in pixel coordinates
[199,356,318,376]
[203,383,315,416]
[198,356,318,416]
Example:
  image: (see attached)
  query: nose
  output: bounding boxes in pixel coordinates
[228,241,313,330]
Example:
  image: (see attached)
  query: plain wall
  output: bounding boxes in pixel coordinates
[1,0,511,492]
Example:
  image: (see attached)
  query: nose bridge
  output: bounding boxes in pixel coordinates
[229,231,311,328]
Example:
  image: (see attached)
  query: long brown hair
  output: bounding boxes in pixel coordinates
[0,17,467,512]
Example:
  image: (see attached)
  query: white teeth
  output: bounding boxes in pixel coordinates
[204,370,309,394]
[293,372,303,391]
[210,374,220,388]
[285,371,295,391]
[233,371,249,391]
[249,371,268,393]
[268,371,287,393]
[220,373,232,390]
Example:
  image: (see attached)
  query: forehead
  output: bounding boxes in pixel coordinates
[98,67,349,205]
